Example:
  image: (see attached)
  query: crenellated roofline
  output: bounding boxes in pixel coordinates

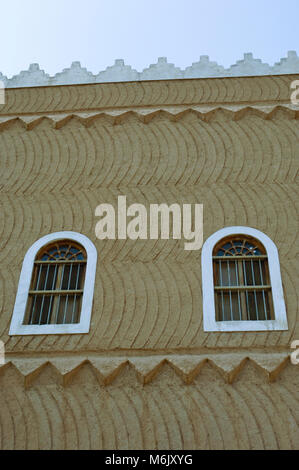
[1,51,299,88]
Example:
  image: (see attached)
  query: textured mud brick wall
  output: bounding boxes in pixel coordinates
[0,75,298,449]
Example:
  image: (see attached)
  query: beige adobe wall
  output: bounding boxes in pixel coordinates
[0,75,298,449]
[0,360,298,450]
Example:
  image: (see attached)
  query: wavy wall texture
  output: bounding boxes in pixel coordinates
[0,360,298,450]
[0,77,298,449]
[1,110,298,352]
[0,74,298,116]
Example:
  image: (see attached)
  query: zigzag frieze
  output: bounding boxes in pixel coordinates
[0,104,298,131]
[0,354,298,449]
[0,352,291,386]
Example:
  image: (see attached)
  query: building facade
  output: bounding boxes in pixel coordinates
[0,69,298,449]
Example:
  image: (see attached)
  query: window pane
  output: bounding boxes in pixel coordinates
[216,291,241,321]
[215,260,239,286]
[55,295,82,324]
[26,294,54,325]
[59,264,85,290]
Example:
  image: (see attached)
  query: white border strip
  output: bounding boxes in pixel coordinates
[202,226,288,332]
[9,231,97,335]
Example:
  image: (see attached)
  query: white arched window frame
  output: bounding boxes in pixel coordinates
[202,226,288,332]
[9,231,97,335]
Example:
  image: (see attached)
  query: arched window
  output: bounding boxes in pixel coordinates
[9,232,97,335]
[213,236,273,322]
[202,227,288,332]
[25,241,86,326]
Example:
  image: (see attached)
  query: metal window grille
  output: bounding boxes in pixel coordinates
[213,237,274,322]
[24,241,87,325]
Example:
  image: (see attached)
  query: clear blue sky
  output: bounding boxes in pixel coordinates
[2,0,299,77]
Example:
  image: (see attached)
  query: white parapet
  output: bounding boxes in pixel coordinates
[95,59,139,83]
[2,52,299,88]
[184,55,226,78]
